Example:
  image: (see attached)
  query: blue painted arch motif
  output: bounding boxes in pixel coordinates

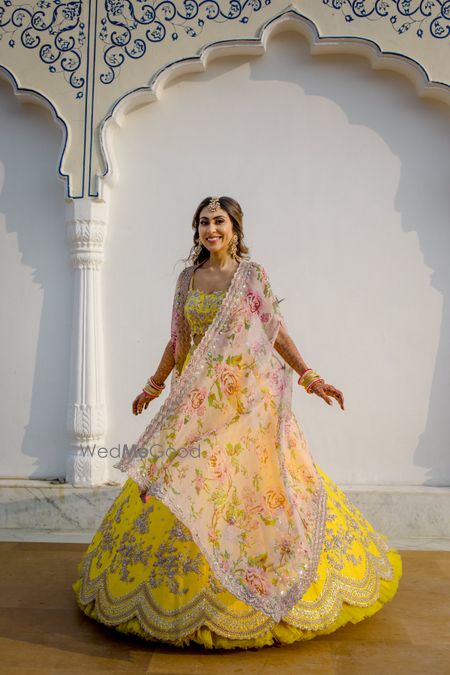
[99,0,273,84]
[322,0,450,40]
[0,0,86,96]
[0,0,448,98]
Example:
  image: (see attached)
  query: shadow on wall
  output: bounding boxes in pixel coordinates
[161,33,450,486]
[251,42,450,487]
[1,29,450,484]
[0,75,69,479]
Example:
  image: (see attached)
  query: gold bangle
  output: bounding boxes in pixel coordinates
[148,375,165,390]
[142,386,161,397]
[306,377,325,394]
[299,369,322,389]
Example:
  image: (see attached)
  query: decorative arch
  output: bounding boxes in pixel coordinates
[1,2,449,198]
[99,8,450,198]
[0,64,69,181]
[2,0,450,486]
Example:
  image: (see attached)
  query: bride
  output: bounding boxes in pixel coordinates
[72,195,402,649]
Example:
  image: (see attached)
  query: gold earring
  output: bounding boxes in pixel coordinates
[193,241,202,258]
[227,233,238,259]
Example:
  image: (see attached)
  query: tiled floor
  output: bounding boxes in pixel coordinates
[0,544,449,674]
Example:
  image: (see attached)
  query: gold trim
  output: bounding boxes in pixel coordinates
[74,469,399,642]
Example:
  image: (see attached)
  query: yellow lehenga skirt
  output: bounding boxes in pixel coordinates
[72,347,402,649]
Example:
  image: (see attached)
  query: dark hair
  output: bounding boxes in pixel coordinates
[179,196,251,268]
[175,196,285,305]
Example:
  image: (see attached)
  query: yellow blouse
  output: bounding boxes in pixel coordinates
[184,272,226,346]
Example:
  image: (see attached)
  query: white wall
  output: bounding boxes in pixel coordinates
[105,31,450,487]
[0,76,68,479]
[1,30,449,485]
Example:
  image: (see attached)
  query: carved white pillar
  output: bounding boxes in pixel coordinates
[65,195,109,486]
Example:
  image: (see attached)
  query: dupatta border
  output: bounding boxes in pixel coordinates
[114,258,328,621]
[114,259,249,474]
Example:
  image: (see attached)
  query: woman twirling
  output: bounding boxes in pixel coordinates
[72,195,402,649]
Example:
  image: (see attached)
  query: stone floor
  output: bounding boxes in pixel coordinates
[0,544,449,674]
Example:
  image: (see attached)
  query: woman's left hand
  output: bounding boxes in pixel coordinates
[309,380,345,410]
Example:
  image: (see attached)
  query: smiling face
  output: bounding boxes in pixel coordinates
[197,205,235,255]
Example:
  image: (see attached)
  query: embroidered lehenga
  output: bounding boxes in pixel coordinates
[72,259,402,649]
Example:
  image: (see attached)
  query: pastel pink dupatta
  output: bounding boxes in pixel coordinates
[114,259,326,621]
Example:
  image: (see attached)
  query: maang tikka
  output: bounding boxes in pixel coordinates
[208,196,221,212]
[209,196,239,258]
[193,197,221,258]
[193,196,239,260]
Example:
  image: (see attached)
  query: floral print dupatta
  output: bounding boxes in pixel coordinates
[114,260,327,622]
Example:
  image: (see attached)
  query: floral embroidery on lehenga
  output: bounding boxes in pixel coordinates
[72,259,402,647]
[73,468,401,643]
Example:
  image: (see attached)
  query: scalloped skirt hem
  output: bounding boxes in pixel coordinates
[74,548,402,650]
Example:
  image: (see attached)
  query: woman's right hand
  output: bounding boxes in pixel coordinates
[132,391,156,415]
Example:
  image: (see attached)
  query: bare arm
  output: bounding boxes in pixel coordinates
[133,339,175,416]
[274,324,345,410]
[151,338,176,387]
[273,323,310,378]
